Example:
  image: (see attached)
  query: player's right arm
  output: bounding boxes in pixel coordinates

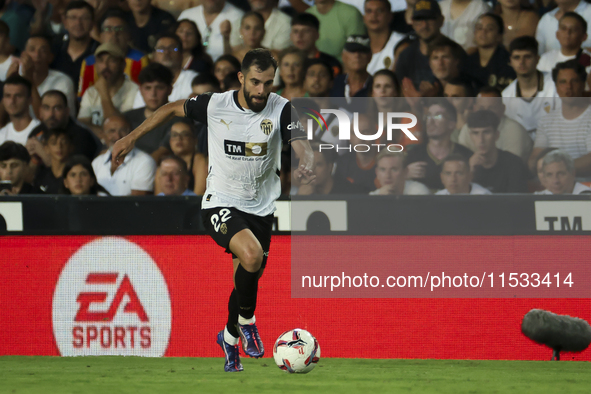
[112,99,187,164]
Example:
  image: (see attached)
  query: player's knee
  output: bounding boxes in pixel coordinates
[240,247,263,272]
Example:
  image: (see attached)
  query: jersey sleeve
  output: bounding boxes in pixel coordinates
[184,93,212,124]
[280,102,307,145]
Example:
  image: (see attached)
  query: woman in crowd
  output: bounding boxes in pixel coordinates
[176,19,214,74]
[276,47,307,100]
[496,0,539,49]
[232,12,269,63]
[213,54,241,90]
[60,155,109,195]
[168,119,207,196]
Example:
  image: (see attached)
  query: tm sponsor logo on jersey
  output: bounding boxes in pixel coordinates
[52,237,171,356]
[303,107,418,153]
[224,139,268,158]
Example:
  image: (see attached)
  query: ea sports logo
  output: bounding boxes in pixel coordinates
[52,238,172,356]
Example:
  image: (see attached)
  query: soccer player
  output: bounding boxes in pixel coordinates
[111,49,315,372]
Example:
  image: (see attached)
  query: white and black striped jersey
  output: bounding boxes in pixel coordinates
[184,90,306,216]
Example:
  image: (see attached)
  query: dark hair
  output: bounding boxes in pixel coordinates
[191,73,221,91]
[291,13,320,30]
[477,86,502,97]
[0,20,9,37]
[561,11,588,33]
[26,34,52,49]
[41,90,68,107]
[478,13,504,35]
[65,0,94,20]
[466,110,500,130]
[309,141,337,165]
[424,98,457,122]
[176,19,208,60]
[372,69,401,96]
[365,0,392,10]
[242,48,278,74]
[100,8,128,30]
[43,128,73,145]
[215,54,241,72]
[441,152,469,172]
[428,36,465,60]
[0,141,30,163]
[446,78,475,97]
[552,59,587,83]
[60,155,109,195]
[223,72,240,90]
[509,35,538,55]
[170,118,197,137]
[303,58,334,80]
[159,154,189,175]
[241,11,265,27]
[4,75,32,97]
[138,63,174,86]
[154,32,183,53]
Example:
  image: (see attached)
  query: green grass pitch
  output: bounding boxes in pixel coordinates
[1,356,591,393]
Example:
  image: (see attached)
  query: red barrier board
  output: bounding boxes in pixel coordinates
[1,235,590,360]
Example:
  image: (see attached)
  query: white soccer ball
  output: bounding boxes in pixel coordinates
[273,329,320,373]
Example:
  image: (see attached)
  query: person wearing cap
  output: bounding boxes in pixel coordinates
[78,42,140,140]
[364,0,404,75]
[330,35,373,98]
[395,0,447,93]
[305,0,366,62]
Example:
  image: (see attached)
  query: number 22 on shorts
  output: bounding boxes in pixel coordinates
[211,208,232,232]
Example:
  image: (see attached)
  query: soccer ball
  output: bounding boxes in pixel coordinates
[273,329,320,373]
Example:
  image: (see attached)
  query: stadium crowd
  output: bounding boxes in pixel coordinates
[0,0,590,197]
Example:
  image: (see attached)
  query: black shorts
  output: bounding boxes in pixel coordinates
[201,207,274,266]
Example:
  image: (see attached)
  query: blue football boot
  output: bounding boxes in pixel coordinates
[217,330,243,372]
[238,322,265,358]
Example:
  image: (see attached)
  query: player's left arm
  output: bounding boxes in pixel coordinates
[280,102,315,184]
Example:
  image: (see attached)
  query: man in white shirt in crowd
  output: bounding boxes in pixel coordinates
[536,0,591,55]
[156,155,197,196]
[245,0,291,51]
[502,36,557,135]
[364,0,403,74]
[133,34,197,109]
[439,0,490,50]
[177,0,244,61]
[92,115,156,196]
[536,149,591,194]
[458,87,532,161]
[529,60,591,176]
[538,12,591,75]
[19,35,77,117]
[0,76,40,146]
[435,153,492,195]
[369,151,430,195]
[78,43,139,140]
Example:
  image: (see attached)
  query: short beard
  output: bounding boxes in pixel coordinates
[244,88,268,112]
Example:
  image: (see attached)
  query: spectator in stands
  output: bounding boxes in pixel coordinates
[466,110,529,193]
[538,13,591,75]
[277,47,307,100]
[536,0,591,55]
[214,54,241,90]
[536,149,591,194]
[436,153,492,194]
[370,151,430,195]
[305,0,366,62]
[330,35,373,98]
[33,127,74,194]
[390,0,416,35]
[133,34,197,109]
[37,90,99,161]
[177,0,244,61]
[392,36,413,70]
[223,72,242,91]
[443,78,474,142]
[78,43,139,138]
[502,36,557,134]
[395,0,446,93]
[0,20,14,82]
[60,154,108,195]
[440,0,490,50]
[78,10,149,98]
[458,87,532,161]
[91,115,156,196]
[126,0,176,54]
[19,34,76,117]
[176,19,214,74]
[303,58,334,98]
[124,64,175,155]
[156,155,198,196]
[529,60,591,176]
[289,13,342,78]
[247,0,292,51]
[497,0,539,50]
[191,73,222,97]
[406,98,473,191]
[232,12,268,63]
[50,1,98,93]
[466,13,515,92]
[428,36,465,91]
[0,76,40,147]
[167,119,207,195]
[534,147,557,191]
[297,143,358,194]
[0,141,41,195]
[364,0,403,75]
[333,113,380,193]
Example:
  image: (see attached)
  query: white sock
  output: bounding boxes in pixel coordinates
[238,315,256,325]
[224,327,239,345]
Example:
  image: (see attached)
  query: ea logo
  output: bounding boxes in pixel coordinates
[52,237,171,356]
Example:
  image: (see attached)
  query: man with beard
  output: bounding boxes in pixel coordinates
[78,43,139,139]
[112,48,314,372]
